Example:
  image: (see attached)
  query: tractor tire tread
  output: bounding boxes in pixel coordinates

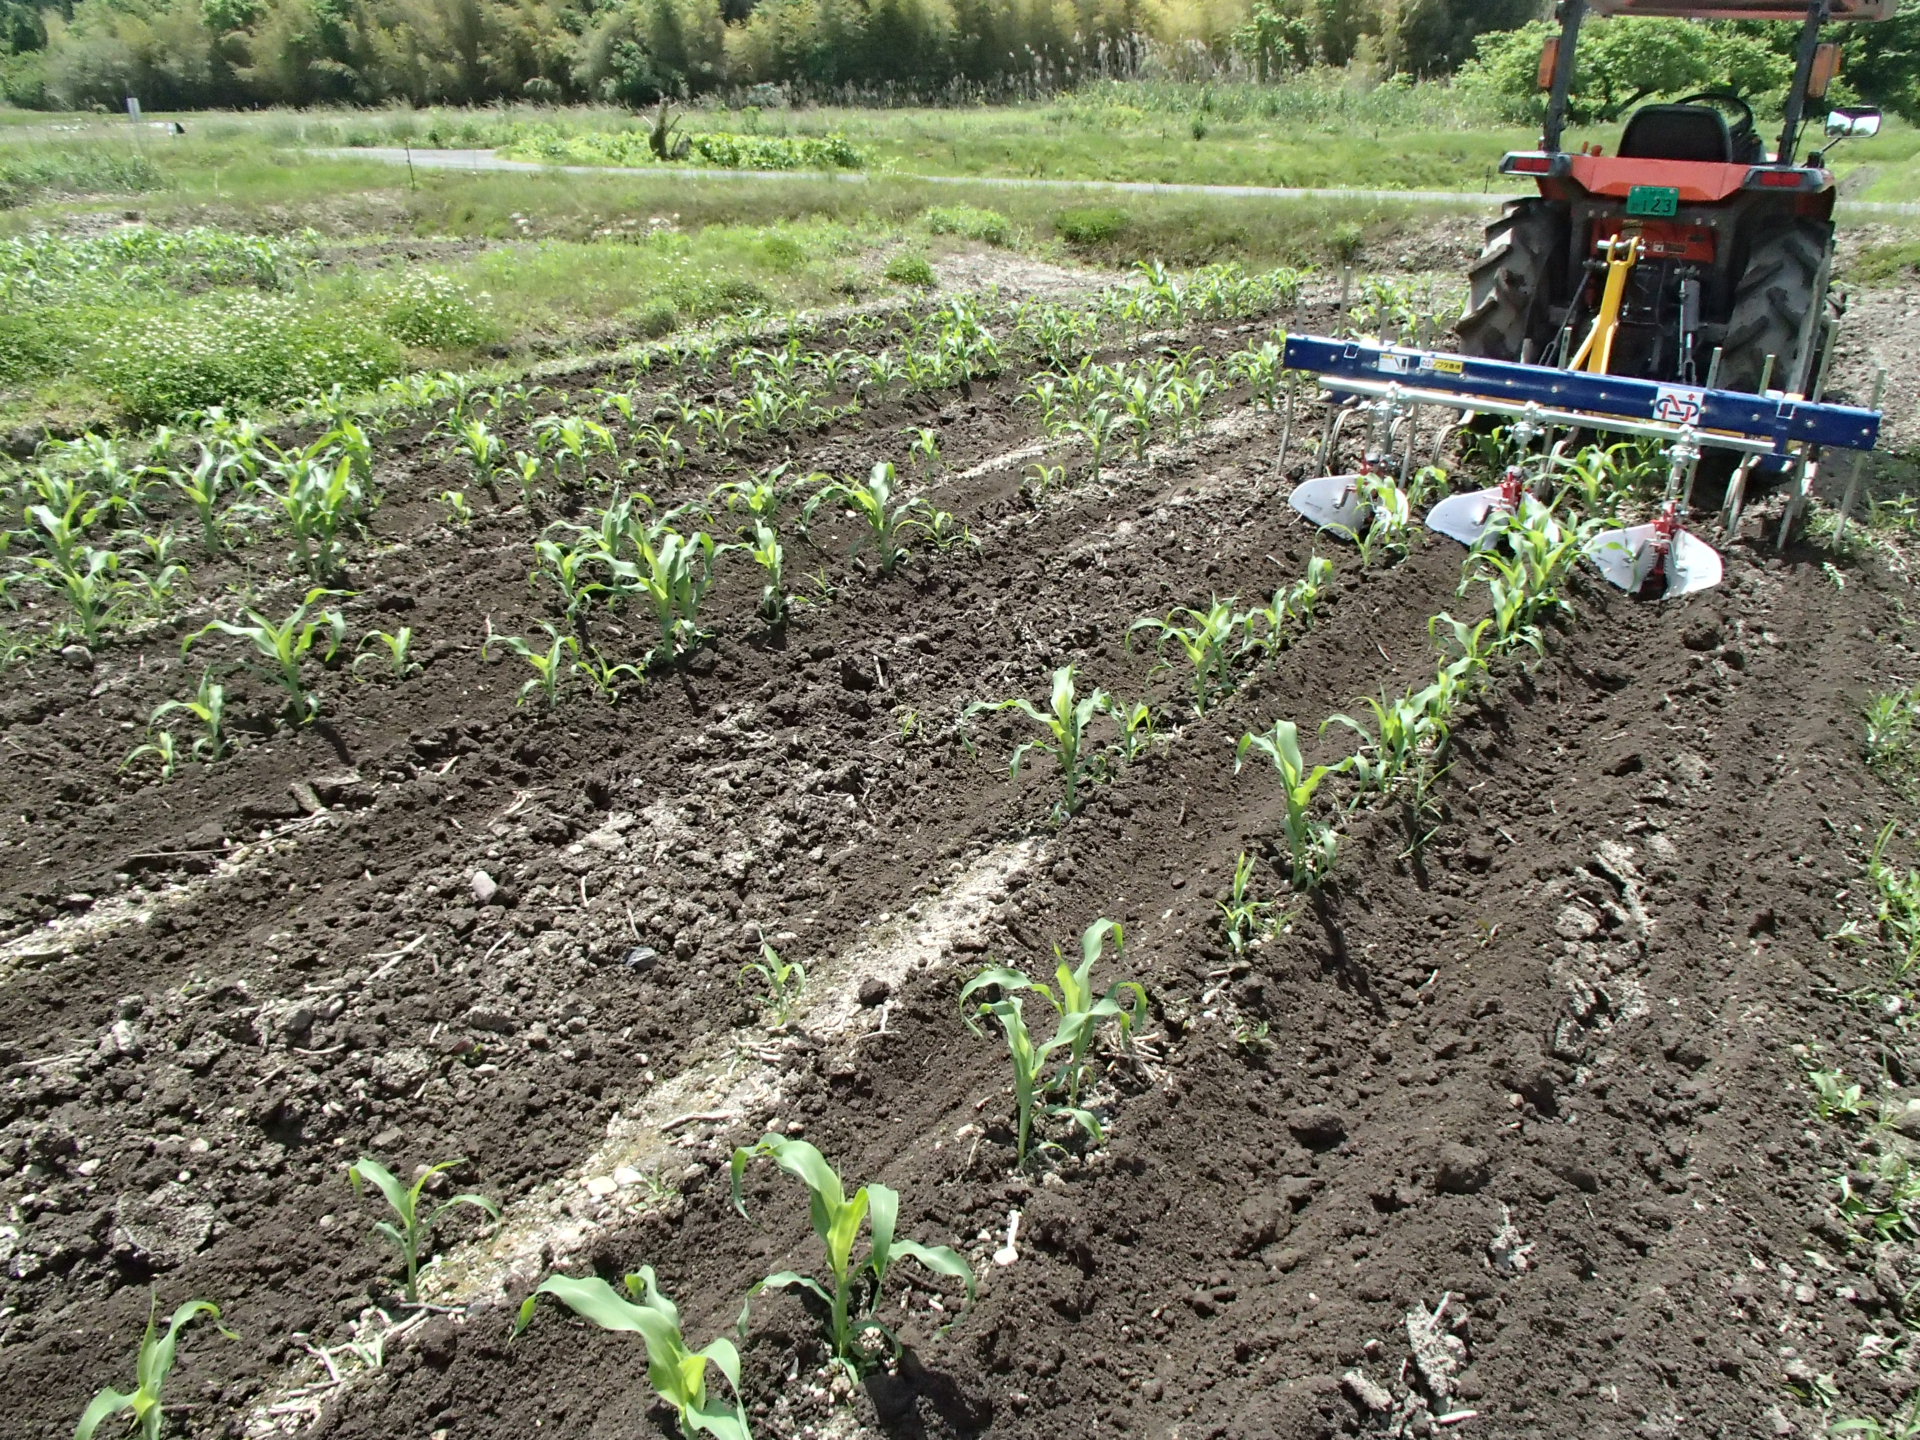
[1720,218,1832,395]
[1456,198,1566,364]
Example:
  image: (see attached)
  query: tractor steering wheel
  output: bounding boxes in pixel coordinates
[1671,91,1760,162]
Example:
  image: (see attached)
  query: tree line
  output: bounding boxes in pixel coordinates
[0,0,1914,120]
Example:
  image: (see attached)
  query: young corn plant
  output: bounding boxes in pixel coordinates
[151,671,228,761]
[573,648,645,703]
[1236,720,1349,892]
[1131,600,1246,714]
[183,589,347,725]
[627,525,725,664]
[515,1268,752,1440]
[730,1135,974,1375]
[802,463,945,576]
[1219,851,1277,958]
[740,936,805,1026]
[76,1296,235,1440]
[1323,685,1449,797]
[123,729,179,781]
[959,919,1146,1165]
[30,546,139,646]
[173,446,246,553]
[745,522,788,627]
[354,627,420,680]
[483,622,579,708]
[347,1156,499,1303]
[1868,686,1920,782]
[257,454,366,580]
[965,665,1113,818]
[1240,557,1336,659]
[454,416,504,490]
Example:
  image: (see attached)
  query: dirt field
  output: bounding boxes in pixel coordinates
[4,267,1920,1440]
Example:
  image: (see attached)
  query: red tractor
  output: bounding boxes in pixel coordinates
[1459,0,1893,401]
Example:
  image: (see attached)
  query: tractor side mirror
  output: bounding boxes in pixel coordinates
[1826,107,1883,140]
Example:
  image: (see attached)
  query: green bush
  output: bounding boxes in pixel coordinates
[1055,206,1131,248]
[924,205,1014,246]
[0,146,164,210]
[627,297,680,337]
[502,124,865,172]
[0,312,82,386]
[102,295,406,423]
[884,251,937,288]
[380,273,498,349]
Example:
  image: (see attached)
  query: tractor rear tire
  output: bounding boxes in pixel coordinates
[1456,198,1569,364]
[1720,218,1832,395]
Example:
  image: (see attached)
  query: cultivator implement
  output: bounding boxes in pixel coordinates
[1280,334,1883,597]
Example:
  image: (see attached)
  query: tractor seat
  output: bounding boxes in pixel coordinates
[1619,104,1733,164]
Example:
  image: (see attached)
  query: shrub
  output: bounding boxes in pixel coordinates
[627,297,680,337]
[1055,206,1131,248]
[924,205,1014,247]
[381,273,497,349]
[0,312,82,386]
[103,295,405,423]
[0,146,163,210]
[884,251,937,289]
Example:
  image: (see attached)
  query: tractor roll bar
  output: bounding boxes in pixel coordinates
[1543,0,1588,154]
[1779,0,1834,165]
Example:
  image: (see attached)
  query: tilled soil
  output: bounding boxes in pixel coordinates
[4,278,1920,1440]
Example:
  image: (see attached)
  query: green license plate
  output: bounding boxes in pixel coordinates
[1627,185,1680,218]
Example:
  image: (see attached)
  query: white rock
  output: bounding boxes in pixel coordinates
[586,1176,618,1198]
[612,1166,643,1187]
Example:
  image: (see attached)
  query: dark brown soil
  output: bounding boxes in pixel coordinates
[4,286,1920,1440]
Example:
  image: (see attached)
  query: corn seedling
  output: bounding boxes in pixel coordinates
[123,729,179,781]
[184,590,347,725]
[965,665,1114,817]
[626,525,725,663]
[1219,851,1276,958]
[151,670,228,761]
[965,919,1144,1102]
[347,1156,498,1303]
[1323,685,1449,796]
[803,463,944,576]
[30,546,138,645]
[515,1268,752,1440]
[76,1296,235,1440]
[1236,720,1348,891]
[354,628,420,680]
[746,522,788,626]
[257,455,366,580]
[173,446,245,553]
[1112,698,1157,763]
[730,1134,973,1373]
[573,648,645,703]
[483,622,578,707]
[959,919,1146,1164]
[1131,600,1246,714]
[454,418,504,499]
[1832,1398,1920,1440]
[740,936,805,1025]
[530,537,603,621]
[438,490,474,525]
[1240,556,1335,658]
[909,427,941,475]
